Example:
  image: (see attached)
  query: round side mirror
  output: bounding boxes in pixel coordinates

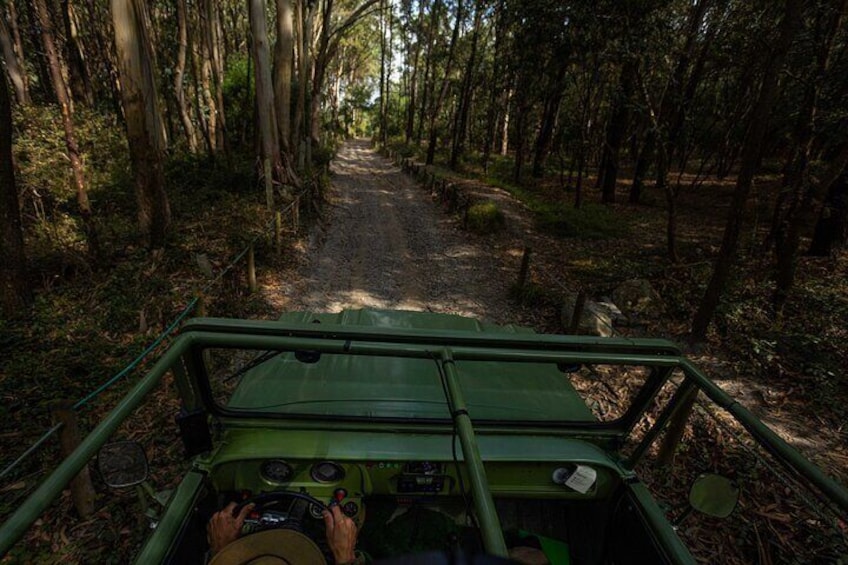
[98,441,149,488]
[689,473,739,519]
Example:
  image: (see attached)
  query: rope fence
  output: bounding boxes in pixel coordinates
[0,194,306,486]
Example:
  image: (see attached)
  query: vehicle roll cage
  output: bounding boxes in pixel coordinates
[1,317,846,559]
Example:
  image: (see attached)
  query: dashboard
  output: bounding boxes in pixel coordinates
[210,457,616,518]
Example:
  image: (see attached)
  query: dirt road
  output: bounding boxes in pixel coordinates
[286,139,522,323]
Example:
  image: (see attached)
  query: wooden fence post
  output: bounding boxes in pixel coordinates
[275,211,282,257]
[517,247,532,290]
[51,402,95,518]
[263,159,274,210]
[247,244,257,293]
[569,291,587,334]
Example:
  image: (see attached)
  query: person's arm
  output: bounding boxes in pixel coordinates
[207,502,255,555]
[323,504,361,564]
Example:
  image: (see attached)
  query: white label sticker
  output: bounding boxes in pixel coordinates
[564,465,597,494]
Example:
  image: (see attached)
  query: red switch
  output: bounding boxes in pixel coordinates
[333,488,347,502]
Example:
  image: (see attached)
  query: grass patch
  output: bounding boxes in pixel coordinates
[466,201,505,234]
[536,202,629,239]
[485,174,629,239]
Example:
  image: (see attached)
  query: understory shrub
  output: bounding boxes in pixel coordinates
[467,201,505,234]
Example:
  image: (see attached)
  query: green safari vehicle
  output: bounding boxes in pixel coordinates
[1,308,846,563]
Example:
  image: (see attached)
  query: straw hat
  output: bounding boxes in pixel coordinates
[209,529,327,565]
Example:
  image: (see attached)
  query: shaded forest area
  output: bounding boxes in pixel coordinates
[0,0,847,562]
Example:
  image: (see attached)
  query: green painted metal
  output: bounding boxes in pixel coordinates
[439,349,508,557]
[626,481,697,564]
[133,471,206,565]
[226,348,596,422]
[184,311,682,355]
[203,429,626,467]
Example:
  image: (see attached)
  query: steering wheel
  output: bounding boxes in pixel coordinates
[234,490,328,535]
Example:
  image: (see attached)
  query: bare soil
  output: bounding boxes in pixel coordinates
[280,139,536,324]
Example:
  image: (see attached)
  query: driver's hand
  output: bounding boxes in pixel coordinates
[323,504,358,563]
[207,502,255,555]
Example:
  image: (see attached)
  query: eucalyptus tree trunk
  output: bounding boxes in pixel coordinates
[691,0,803,340]
[199,0,219,156]
[379,0,387,144]
[771,0,847,312]
[425,0,463,165]
[0,6,29,105]
[24,2,54,103]
[274,0,294,152]
[206,0,229,159]
[34,0,99,256]
[189,22,213,157]
[112,0,171,249]
[61,0,94,106]
[293,0,308,163]
[175,0,197,152]
[481,0,504,172]
[405,0,425,143]
[449,0,482,170]
[531,60,568,179]
[249,0,282,208]
[599,58,637,202]
[417,0,441,144]
[0,64,30,318]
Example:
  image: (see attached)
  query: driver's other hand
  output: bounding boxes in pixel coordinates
[207,502,255,555]
[323,504,358,563]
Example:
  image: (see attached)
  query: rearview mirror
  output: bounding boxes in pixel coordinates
[688,473,739,519]
[98,441,149,488]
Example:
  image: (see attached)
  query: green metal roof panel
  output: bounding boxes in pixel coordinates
[275,308,534,334]
[226,309,595,422]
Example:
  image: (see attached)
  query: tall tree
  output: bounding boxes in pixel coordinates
[0,3,29,105]
[274,0,295,153]
[112,0,171,248]
[0,57,30,317]
[174,0,198,152]
[61,0,94,106]
[34,0,99,256]
[770,0,848,312]
[691,0,803,340]
[249,0,282,207]
[449,0,483,170]
[425,0,463,165]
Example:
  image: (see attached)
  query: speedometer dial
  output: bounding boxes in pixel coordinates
[260,459,293,483]
[310,461,345,483]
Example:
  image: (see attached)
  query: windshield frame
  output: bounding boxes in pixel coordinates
[183,318,681,435]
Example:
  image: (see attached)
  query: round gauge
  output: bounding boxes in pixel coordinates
[309,504,325,520]
[310,461,345,484]
[260,459,293,483]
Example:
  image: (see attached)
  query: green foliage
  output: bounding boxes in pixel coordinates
[536,202,628,239]
[311,141,338,173]
[466,201,505,234]
[485,172,629,239]
[222,55,255,150]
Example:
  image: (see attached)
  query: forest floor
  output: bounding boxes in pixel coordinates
[2,138,846,563]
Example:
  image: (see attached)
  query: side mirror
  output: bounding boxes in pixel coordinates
[98,441,149,488]
[688,473,739,519]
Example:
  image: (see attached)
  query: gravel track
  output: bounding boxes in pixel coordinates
[288,139,523,324]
